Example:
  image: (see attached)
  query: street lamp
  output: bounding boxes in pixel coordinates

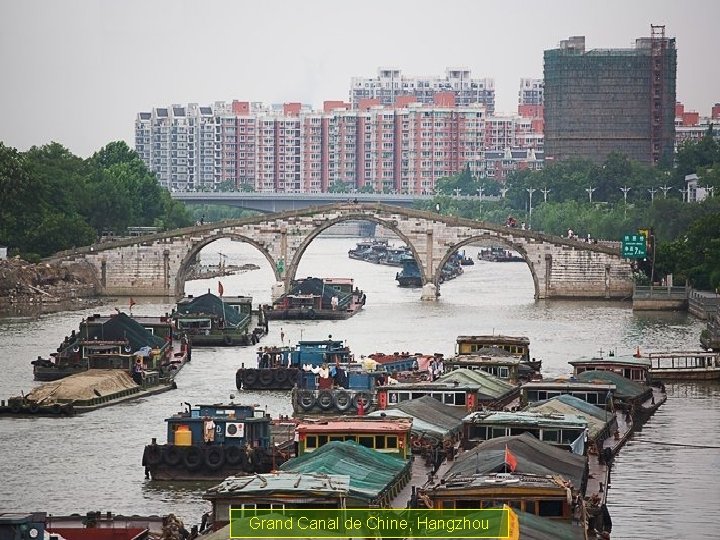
[679,187,689,203]
[500,187,509,199]
[453,188,462,198]
[585,186,597,203]
[619,186,631,219]
[526,187,536,230]
[477,187,484,201]
[540,187,551,203]
[648,187,657,203]
[659,185,672,199]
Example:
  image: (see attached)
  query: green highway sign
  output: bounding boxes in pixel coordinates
[622,234,647,259]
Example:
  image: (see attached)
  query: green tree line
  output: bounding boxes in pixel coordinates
[0,141,192,260]
[417,131,720,289]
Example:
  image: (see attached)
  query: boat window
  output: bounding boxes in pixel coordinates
[507,500,522,510]
[329,436,344,442]
[491,427,507,438]
[318,435,328,446]
[358,436,374,448]
[344,436,357,442]
[431,393,442,402]
[455,393,466,406]
[411,393,424,400]
[443,393,455,405]
[305,436,317,449]
[527,390,540,401]
[538,500,564,517]
[499,367,509,379]
[586,392,598,405]
[398,392,410,402]
[561,429,583,444]
[543,430,559,442]
[546,391,561,399]
[386,436,398,449]
[469,426,487,440]
[375,436,387,449]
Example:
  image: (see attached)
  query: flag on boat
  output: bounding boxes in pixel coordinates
[570,431,586,455]
[129,297,136,309]
[504,444,517,472]
[218,281,224,297]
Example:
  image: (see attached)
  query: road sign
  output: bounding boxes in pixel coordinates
[622,234,647,259]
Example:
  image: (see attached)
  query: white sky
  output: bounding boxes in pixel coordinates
[1,0,717,157]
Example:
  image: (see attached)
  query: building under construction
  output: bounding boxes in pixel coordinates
[544,26,676,166]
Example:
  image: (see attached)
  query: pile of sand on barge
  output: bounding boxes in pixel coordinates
[23,369,138,403]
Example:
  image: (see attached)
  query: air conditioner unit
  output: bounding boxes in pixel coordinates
[225,422,244,438]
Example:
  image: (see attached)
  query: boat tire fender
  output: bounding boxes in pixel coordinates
[333,390,351,412]
[307,309,316,320]
[205,446,225,470]
[352,392,371,411]
[9,404,21,415]
[183,446,204,470]
[223,335,233,346]
[28,403,40,414]
[225,444,243,466]
[275,369,289,385]
[162,446,182,466]
[51,403,62,415]
[243,369,258,386]
[259,369,274,387]
[317,390,334,410]
[298,390,316,411]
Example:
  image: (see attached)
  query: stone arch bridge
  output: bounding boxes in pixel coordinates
[48,203,634,301]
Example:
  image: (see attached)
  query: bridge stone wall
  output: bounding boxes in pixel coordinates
[48,203,634,301]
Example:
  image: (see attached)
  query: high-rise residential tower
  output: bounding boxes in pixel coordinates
[543,27,676,166]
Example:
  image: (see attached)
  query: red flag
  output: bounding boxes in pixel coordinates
[218,281,224,297]
[129,297,137,309]
[504,445,517,472]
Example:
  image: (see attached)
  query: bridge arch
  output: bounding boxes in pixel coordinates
[436,235,541,299]
[284,213,426,287]
[175,233,278,298]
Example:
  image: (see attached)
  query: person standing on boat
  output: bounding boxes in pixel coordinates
[203,416,216,444]
[131,358,144,385]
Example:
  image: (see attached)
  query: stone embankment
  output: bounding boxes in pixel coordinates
[0,257,108,315]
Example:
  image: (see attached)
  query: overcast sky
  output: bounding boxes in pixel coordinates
[1,0,717,157]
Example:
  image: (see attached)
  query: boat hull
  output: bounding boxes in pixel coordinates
[264,307,361,321]
[649,368,720,381]
[236,367,300,390]
[142,444,289,481]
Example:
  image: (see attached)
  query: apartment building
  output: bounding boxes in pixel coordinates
[350,67,495,115]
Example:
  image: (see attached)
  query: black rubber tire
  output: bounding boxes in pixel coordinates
[317,390,334,410]
[28,404,40,414]
[352,392,371,411]
[225,445,243,466]
[243,369,258,386]
[275,369,289,385]
[259,369,274,387]
[334,390,351,412]
[298,390,316,411]
[10,404,21,414]
[163,446,182,466]
[307,309,316,320]
[183,446,203,470]
[51,404,62,415]
[223,335,233,346]
[205,446,225,470]
[145,445,163,466]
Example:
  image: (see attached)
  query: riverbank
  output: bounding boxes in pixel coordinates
[0,257,109,317]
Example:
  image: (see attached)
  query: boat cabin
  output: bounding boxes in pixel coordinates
[221,296,254,317]
[646,350,720,381]
[165,403,271,449]
[462,411,588,451]
[296,417,412,459]
[205,472,349,529]
[521,380,615,407]
[455,335,531,362]
[569,353,650,383]
[283,339,353,367]
[445,355,527,383]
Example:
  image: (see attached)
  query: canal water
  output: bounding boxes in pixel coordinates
[0,235,716,539]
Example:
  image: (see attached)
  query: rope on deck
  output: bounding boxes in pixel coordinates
[634,440,720,449]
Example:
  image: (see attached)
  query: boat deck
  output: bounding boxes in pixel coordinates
[391,449,455,508]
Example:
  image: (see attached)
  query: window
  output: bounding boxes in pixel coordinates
[358,436,374,448]
[386,436,398,449]
[375,436,386,449]
[538,500,564,517]
[305,435,317,449]
[318,435,328,446]
[543,430,559,443]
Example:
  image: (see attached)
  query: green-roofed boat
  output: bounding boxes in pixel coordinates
[172,292,267,346]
